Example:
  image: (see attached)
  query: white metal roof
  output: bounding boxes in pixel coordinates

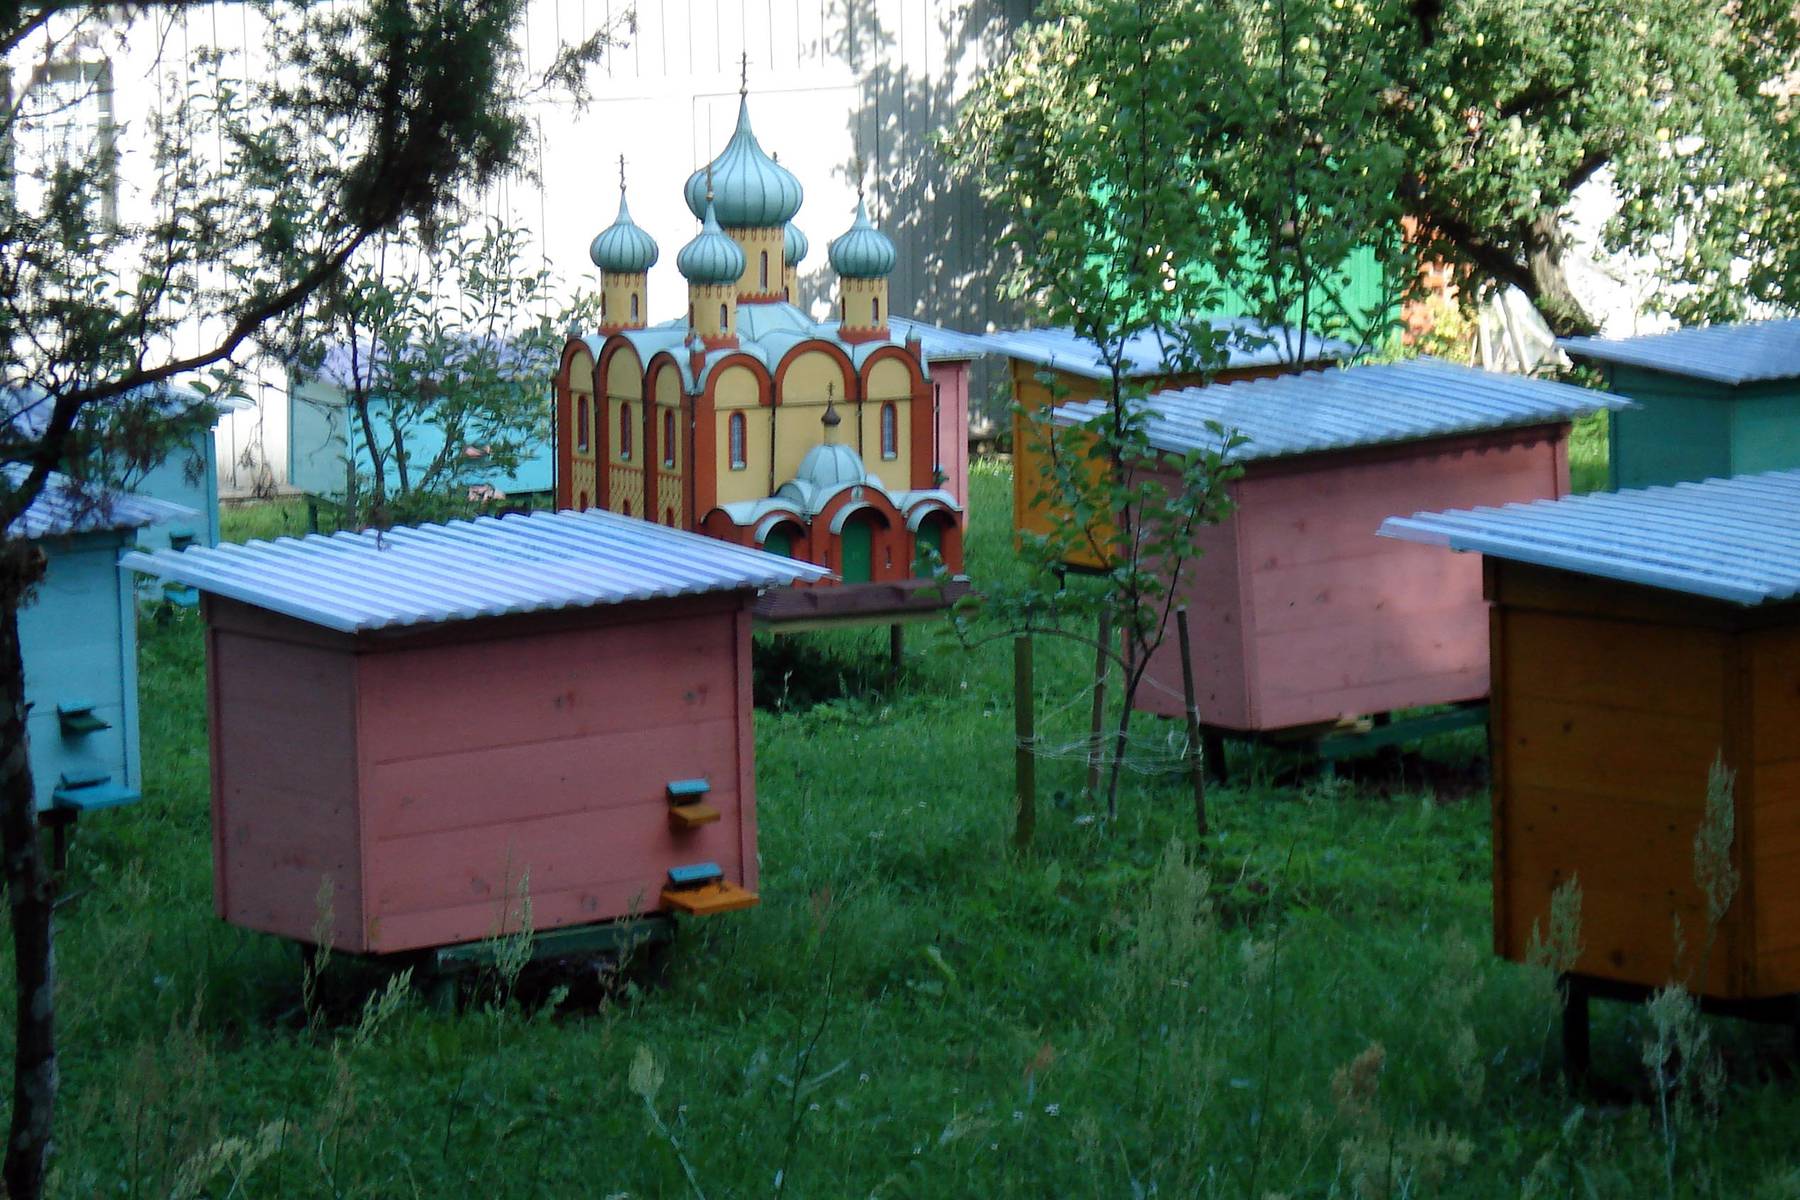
[10,468,197,540]
[1558,319,1800,386]
[1051,358,1629,463]
[978,319,1355,381]
[1379,470,1800,607]
[121,508,831,633]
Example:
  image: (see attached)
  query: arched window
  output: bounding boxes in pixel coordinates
[630,292,640,322]
[578,490,588,509]
[872,296,881,325]
[664,507,674,526]
[662,409,676,468]
[880,402,898,460]
[688,303,695,326]
[759,250,769,290]
[728,412,747,470]
[622,499,631,516]
[619,402,632,460]
[600,293,608,321]
[719,302,729,330]
[576,395,590,452]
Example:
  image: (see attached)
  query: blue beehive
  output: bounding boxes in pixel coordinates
[129,384,253,554]
[15,469,193,813]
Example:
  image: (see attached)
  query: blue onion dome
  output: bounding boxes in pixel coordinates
[589,191,659,273]
[784,221,809,267]
[677,198,747,285]
[683,96,804,228]
[827,196,896,279]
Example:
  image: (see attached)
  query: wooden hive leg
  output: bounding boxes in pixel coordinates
[1560,974,1590,1082]
[1203,730,1229,786]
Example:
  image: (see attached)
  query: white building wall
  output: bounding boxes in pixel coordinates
[7,1,1028,497]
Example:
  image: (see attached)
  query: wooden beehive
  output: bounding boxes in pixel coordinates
[996,323,1350,569]
[1054,360,1628,733]
[1384,470,1800,999]
[1561,319,1800,491]
[15,471,193,814]
[126,509,825,955]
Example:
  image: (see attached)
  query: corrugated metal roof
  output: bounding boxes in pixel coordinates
[1051,358,1629,463]
[977,319,1355,381]
[5,381,251,439]
[121,508,831,633]
[885,317,992,363]
[1379,469,1800,606]
[1558,319,1800,385]
[10,468,198,540]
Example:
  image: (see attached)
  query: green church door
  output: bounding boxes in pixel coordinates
[763,526,794,558]
[914,519,942,577]
[841,515,873,583]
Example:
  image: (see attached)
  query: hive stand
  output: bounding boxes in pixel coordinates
[1559,973,1800,1082]
[1198,702,1492,784]
[334,914,679,1014]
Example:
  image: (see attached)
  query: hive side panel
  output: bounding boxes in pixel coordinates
[1492,591,1737,995]
[1136,480,1252,730]
[209,625,365,951]
[1234,430,1564,730]
[1728,384,1800,476]
[357,605,750,954]
[20,536,135,810]
[1746,625,1800,992]
[1607,367,1732,490]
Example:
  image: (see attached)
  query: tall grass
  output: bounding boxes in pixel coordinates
[12,462,1799,1196]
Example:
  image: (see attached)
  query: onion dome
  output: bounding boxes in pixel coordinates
[796,440,869,490]
[784,222,809,268]
[683,95,804,228]
[589,191,659,274]
[827,196,896,279]
[677,198,747,285]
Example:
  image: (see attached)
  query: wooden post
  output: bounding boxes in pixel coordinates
[1203,731,1229,786]
[1560,974,1590,1082]
[1013,634,1036,850]
[1175,606,1208,838]
[1086,608,1112,802]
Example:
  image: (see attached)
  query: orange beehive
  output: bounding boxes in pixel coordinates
[1384,471,1800,1000]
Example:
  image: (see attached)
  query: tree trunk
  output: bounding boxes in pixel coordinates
[0,540,55,1200]
[352,390,388,516]
[1523,213,1600,338]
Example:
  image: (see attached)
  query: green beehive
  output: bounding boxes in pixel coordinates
[1560,320,1800,490]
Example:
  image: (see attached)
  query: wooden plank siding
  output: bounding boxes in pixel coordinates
[1487,561,1800,1000]
[207,617,366,950]
[1136,424,1568,733]
[204,591,760,955]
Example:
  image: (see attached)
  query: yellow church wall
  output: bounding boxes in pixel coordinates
[608,464,645,518]
[605,344,644,401]
[714,405,770,508]
[860,358,913,492]
[728,227,784,300]
[711,364,762,411]
[781,350,846,405]
[569,460,597,509]
[601,273,647,331]
[770,349,850,484]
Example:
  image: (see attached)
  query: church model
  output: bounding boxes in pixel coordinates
[553,81,964,584]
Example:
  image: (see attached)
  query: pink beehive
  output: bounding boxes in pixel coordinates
[1053,359,1631,733]
[125,509,825,955]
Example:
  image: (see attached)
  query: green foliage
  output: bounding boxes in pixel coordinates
[19,468,1800,1197]
[955,0,1800,337]
[952,0,1412,354]
[313,220,597,523]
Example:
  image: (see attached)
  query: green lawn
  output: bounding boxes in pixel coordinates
[18,459,1800,1198]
